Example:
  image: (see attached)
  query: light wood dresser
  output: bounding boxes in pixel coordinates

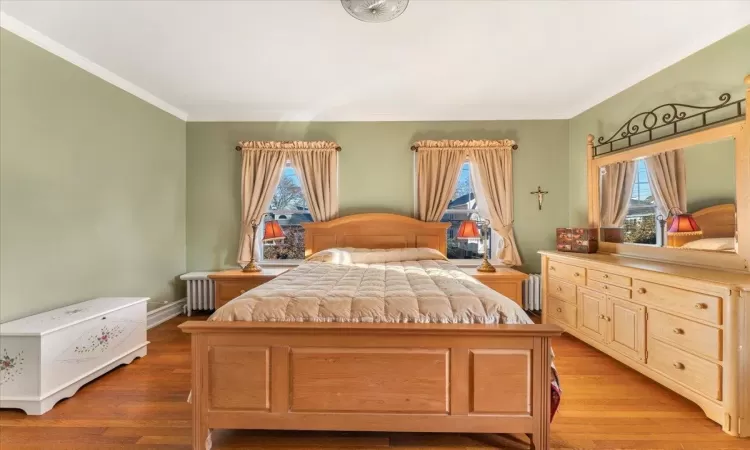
[461,267,528,307]
[209,268,288,310]
[540,251,750,437]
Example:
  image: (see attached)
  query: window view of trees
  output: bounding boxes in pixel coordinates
[441,162,489,259]
[263,164,310,260]
[623,160,658,245]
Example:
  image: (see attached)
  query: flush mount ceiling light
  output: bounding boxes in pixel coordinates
[341,0,409,23]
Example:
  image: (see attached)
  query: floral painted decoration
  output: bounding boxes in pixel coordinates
[0,349,24,384]
[74,325,124,354]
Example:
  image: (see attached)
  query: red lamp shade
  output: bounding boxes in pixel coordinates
[456,220,481,239]
[262,220,286,242]
[668,214,701,233]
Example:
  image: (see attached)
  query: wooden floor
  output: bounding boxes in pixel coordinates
[1,316,748,449]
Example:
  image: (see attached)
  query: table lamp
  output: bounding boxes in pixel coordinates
[457,219,496,273]
[243,216,286,272]
[666,212,702,248]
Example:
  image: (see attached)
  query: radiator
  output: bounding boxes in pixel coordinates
[523,274,542,311]
[179,272,215,316]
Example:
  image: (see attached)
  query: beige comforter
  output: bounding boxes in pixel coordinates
[209,248,530,324]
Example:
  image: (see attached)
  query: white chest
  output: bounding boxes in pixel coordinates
[0,297,149,415]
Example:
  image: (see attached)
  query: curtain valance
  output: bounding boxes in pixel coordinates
[411,139,517,152]
[236,141,341,152]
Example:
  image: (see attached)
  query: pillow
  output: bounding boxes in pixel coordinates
[306,247,447,264]
[680,238,735,252]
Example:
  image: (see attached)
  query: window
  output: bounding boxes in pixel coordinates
[623,160,658,245]
[441,162,492,259]
[263,161,312,260]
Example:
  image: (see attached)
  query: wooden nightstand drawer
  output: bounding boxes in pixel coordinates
[209,269,288,310]
[464,268,528,307]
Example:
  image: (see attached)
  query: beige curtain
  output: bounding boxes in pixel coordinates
[644,149,687,217]
[236,148,287,265]
[289,146,339,222]
[416,148,464,221]
[600,161,636,227]
[466,146,522,266]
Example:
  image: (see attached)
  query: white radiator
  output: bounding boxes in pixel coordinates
[523,274,542,311]
[179,272,215,316]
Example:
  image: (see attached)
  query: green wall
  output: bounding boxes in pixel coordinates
[187,121,569,274]
[568,26,750,226]
[684,139,736,212]
[0,29,187,322]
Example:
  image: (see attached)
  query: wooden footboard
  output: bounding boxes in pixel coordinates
[179,321,562,450]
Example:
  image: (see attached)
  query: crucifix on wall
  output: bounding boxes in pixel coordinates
[530,186,549,211]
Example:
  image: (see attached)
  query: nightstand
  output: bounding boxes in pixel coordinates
[208,268,288,310]
[462,267,528,307]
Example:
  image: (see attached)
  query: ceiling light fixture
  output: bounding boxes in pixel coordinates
[341,0,409,23]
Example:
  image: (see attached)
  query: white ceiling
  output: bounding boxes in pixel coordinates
[1,1,749,122]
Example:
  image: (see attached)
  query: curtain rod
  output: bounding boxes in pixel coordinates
[410,144,519,151]
[235,145,342,152]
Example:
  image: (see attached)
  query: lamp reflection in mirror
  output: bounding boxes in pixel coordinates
[457,220,496,273]
[243,216,286,273]
[666,212,702,248]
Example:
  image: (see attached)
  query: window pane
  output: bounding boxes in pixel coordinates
[263,213,312,260]
[442,162,489,259]
[624,160,657,245]
[269,163,308,211]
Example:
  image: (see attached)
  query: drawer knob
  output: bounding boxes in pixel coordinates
[556,286,563,292]
[603,285,609,290]
[694,303,707,310]
[556,307,562,313]
[606,316,612,322]
[603,274,609,279]
[673,328,684,335]
[673,362,685,370]
[574,272,580,277]
[599,314,606,320]
[637,288,646,294]
[550,266,556,271]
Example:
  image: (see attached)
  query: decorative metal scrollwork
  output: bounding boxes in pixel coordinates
[593,94,745,157]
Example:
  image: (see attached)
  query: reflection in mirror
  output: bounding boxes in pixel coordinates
[599,138,736,253]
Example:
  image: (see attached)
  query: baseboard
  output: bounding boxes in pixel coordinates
[147,298,186,329]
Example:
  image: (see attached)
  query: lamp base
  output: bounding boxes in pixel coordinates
[242,260,263,273]
[476,257,497,273]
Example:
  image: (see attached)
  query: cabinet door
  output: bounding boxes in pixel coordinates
[576,288,607,342]
[606,296,646,363]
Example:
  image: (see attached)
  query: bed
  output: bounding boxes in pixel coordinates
[180,213,562,450]
[667,203,737,250]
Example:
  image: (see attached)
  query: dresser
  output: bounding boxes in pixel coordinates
[462,267,528,307]
[209,268,288,309]
[0,297,149,415]
[540,251,750,436]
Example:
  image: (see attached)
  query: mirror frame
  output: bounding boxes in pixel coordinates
[586,75,750,272]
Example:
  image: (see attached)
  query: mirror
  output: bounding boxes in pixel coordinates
[599,137,737,253]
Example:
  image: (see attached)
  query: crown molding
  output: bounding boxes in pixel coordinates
[0,12,188,121]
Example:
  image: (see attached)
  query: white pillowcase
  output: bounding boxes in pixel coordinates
[306,247,447,264]
[680,238,735,251]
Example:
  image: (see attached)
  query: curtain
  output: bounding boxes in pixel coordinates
[467,147,522,266]
[236,149,287,265]
[644,149,687,217]
[289,147,339,222]
[600,161,636,227]
[416,149,464,221]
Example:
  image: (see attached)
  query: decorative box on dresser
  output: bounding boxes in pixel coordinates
[462,267,528,307]
[209,268,289,310]
[540,251,750,436]
[0,297,149,415]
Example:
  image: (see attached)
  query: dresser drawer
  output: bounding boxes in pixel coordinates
[587,279,631,299]
[548,261,586,285]
[547,277,576,304]
[633,280,722,325]
[647,338,721,401]
[215,279,272,308]
[648,310,721,361]
[549,296,577,328]
[588,269,631,288]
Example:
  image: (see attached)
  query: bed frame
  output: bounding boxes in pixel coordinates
[180,213,562,450]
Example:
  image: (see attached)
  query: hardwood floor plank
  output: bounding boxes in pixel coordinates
[0,317,747,449]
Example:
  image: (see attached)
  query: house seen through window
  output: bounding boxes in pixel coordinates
[623,159,658,245]
[441,162,491,259]
[263,161,311,259]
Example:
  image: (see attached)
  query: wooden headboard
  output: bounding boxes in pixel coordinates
[667,203,736,238]
[302,213,449,257]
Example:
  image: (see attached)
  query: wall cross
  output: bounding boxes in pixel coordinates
[530,186,549,211]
